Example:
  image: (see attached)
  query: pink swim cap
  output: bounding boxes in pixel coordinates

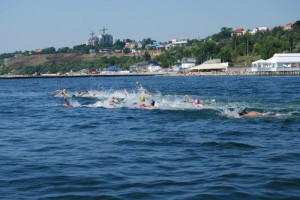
[194,99,200,104]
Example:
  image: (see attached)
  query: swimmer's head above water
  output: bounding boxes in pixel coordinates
[150,100,155,106]
[140,96,145,102]
[194,99,200,105]
[238,109,248,116]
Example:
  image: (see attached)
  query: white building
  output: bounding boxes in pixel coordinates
[250,27,271,34]
[148,65,162,72]
[189,59,228,72]
[165,39,188,49]
[251,53,300,72]
[181,58,196,69]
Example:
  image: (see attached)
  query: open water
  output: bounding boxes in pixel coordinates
[0,76,300,200]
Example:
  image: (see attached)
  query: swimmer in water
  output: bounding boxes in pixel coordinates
[54,89,68,96]
[140,100,155,109]
[76,91,89,97]
[184,95,193,103]
[139,96,148,103]
[109,97,118,107]
[136,81,152,96]
[238,109,262,117]
[194,99,203,109]
[64,96,71,107]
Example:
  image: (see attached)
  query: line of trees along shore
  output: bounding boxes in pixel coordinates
[1,21,300,75]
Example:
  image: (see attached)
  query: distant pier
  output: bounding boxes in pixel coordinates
[256,71,300,76]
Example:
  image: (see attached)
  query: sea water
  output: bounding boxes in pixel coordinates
[0,76,299,199]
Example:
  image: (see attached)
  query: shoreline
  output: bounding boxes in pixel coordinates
[1,70,300,79]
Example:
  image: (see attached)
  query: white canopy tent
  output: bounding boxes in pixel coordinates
[251,53,300,72]
[189,59,229,72]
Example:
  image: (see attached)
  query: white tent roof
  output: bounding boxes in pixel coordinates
[267,53,300,63]
[252,59,271,64]
[189,62,228,71]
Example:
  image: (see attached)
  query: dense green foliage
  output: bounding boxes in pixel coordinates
[154,22,300,67]
[1,21,299,74]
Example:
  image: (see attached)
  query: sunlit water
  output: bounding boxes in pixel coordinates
[0,76,299,199]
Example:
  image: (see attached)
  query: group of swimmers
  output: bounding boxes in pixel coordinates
[55,81,205,110]
[55,83,264,117]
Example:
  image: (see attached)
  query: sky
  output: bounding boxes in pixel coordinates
[0,0,299,54]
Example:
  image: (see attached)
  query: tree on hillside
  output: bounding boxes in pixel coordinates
[114,39,126,50]
[41,47,56,54]
[142,38,156,49]
[72,44,94,54]
[218,46,232,62]
[220,27,233,38]
[143,51,151,61]
[57,47,71,53]
[294,20,300,27]
[123,48,131,54]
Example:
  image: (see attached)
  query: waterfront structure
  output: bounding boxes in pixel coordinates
[130,61,161,72]
[251,53,300,72]
[189,59,228,72]
[148,61,162,72]
[181,58,196,69]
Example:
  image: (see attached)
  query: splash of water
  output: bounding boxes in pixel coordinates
[54,89,296,118]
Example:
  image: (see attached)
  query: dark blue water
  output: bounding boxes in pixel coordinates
[0,76,300,200]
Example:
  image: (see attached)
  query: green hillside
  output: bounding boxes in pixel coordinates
[1,21,300,75]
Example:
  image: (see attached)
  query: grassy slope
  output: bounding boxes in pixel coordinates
[6,53,129,68]
[6,53,260,68]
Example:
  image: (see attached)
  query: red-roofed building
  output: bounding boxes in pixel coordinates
[282,22,294,31]
[232,28,245,36]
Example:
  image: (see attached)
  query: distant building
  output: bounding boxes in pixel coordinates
[125,41,142,49]
[282,22,294,31]
[232,28,246,36]
[86,37,99,46]
[189,59,229,72]
[171,39,188,45]
[86,28,113,46]
[125,42,136,49]
[181,58,196,69]
[250,27,271,34]
[251,53,300,72]
[99,33,113,45]
[129,61,161,72]
[165,39,188,49]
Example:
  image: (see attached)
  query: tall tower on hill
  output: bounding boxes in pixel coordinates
[86,31,99,46]
[98,27,113,45]
[86,27,113,46]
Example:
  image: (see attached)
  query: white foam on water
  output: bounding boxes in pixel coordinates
[53,89,299,118]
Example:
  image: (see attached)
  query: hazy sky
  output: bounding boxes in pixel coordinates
[0,0,299,54]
